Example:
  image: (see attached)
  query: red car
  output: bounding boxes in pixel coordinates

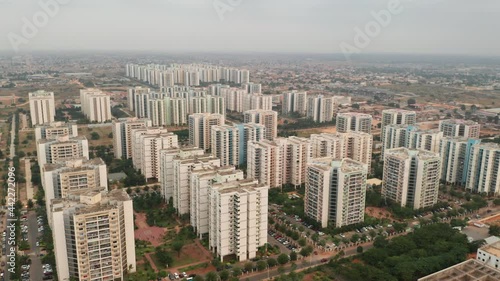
[320,258,328,263]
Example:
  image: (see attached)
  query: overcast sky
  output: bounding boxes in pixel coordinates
[0,0,498,56]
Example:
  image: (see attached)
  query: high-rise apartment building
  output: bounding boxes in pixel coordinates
[172,152,220,215]
[209,179,268,261]
[244,94,273,112]
[159,147,206,201]
[247,140,283,188]
[37,136,90,166]
[128,87,151,117]
[465,143,500,195]
[164,97,188,126]
[211,123,266,166]
[310,132,373,172]
[112,118,152,159]
[80,88,112,122]
[243,82,262,94]
[282,91,307,116]
[381,109,417,128]
[336,113,372,134]
[304,158,367,228]
[222,87,247,112]
[382,125,443,155]
[279,137,311,187]
[29,90,55,126]
[307,95,336,123]
[51,189,136,281]
[188,113,225,151]
[382,148,441,209]
[439,119,481,138]
[42,157,108,224]
[130,127,178,179]
[243,110,278,140]
[35,121,78,140]
[190,166,245,238]
[439,137,481,185]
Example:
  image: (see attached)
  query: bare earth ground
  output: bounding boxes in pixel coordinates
[480,213,500,226]
[365,207,394,221]
[134,212,166,247]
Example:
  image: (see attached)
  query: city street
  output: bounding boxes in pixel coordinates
[3,114,16,281]
[27,212,42,281]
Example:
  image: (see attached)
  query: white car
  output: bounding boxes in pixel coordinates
[174,273,179,279]
[36,241,40,247]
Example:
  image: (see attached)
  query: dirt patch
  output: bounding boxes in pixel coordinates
[366,207,394,220]
[480,213,500,226]
[134,212,166,247]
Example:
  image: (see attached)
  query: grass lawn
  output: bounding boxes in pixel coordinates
[18,130,37,156]
[78,125,114,147]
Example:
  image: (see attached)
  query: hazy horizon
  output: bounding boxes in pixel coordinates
[1,0,499,56]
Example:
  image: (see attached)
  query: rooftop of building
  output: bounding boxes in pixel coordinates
[36,121,76,128]
[382,109,416,114]
[213,179,268,194]
[475,142,500,150]
[337,112,372,117]
[417,259,500,281]
[441,119,479,125]
[309,157,366,173]
[29,90,54,96]
[385,147,440,160]
[37,135,87,144]
[43,157,104,172]
[51,189,130,214]
[480,240,500,257]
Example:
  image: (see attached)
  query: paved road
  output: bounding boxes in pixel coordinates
[244,243,374,281]
[27,212,42,281]
[3,114,16,281]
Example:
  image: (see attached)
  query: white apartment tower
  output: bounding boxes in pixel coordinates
[188,113,225,151]
[112,118,152,159]
[51,189,136,281]
[304,158,367,228]
[381,109,417,128]
[279,137,311,187]
[439,137,481,185]
[307,95,336,123]
[131,127,178,179]
[310,132,373,172]
[159,147,206,201]
[209,179,268,261]
[282,91,307,116]
[128,87,151,116]
[190,166,245,238]
[211,123,266,167]
[465,143,500,195]
[172,152,220,215]
[382,148,441,209]
[37,136,90,166]
[439,119,481,138]
[29,90,55,126]
[80,88,112,123]
[35,121,78,140]
[247,140,283,188]
[336,113,372,134]
[41,157,108,225]
[243,110,278,140]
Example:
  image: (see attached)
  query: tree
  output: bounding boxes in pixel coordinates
[91,132,100,140]
[489,225,500,236]
[257,260,267,271]
[244,262,254,273]
[407,98,416,105]
[357,246,364,253]
[289,251,297,261]
[172,240,184,257]
[352,103,360,109]
[194,276,205,281]
[108,132,113,138]
[219,270,230,281]
[277,253,289,265]
[232,266,242,277]
[27,199,34,209]
[298,238,306,247]
[493,198,500,206]
[351,234,360,243]
[267,258,278,268]
[155,248,173,267]
[205,272,218,281]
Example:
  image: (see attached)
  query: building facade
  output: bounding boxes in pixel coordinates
[439,119,481,138]
[465,143,500,195]
[37,136,90,166]
[188,113,226,152]
[112,117,152,159]
[80,88,112,122]
[336,112,372,134]
[382,148,441,209]
[243,110,278,140]
[29,90,55,126]
[35,121,78,140]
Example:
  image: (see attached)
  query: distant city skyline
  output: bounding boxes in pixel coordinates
[0,0,499,56]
